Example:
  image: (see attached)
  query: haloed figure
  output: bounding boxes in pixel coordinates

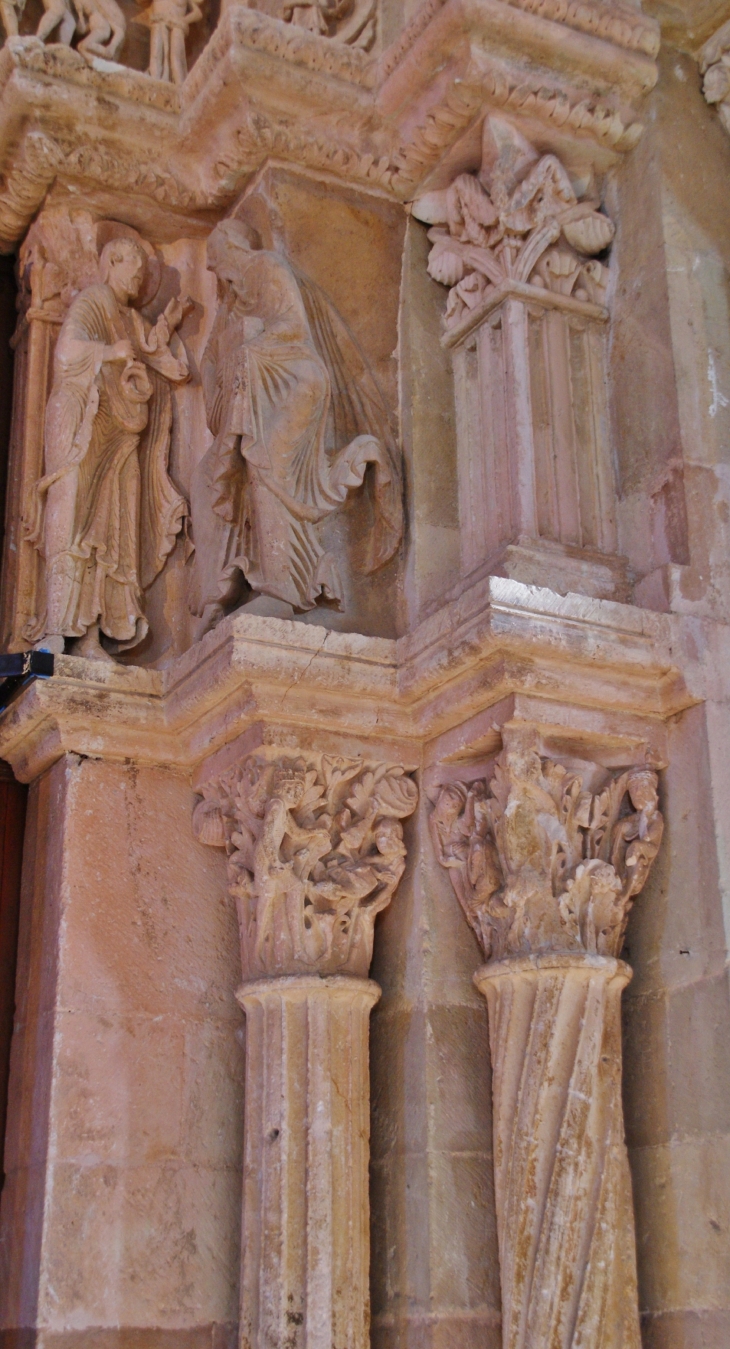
[27,236,190,660]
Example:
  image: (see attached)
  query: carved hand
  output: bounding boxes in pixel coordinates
[105,339,135,364]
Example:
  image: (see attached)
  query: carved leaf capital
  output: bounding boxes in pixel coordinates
[429,747,663,963]
[194,751,418,979]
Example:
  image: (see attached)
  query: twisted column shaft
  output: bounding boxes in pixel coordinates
[475,954,640,1349]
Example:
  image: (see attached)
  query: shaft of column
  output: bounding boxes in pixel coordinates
[236,975,380,1349]
[475,954,640,1349]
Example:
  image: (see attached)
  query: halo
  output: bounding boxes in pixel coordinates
[95,220,162,308]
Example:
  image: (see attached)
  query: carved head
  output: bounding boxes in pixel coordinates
[207,219,262,284]
[271,762,307,810]
[627,770,659,815]
[100,237,147,305]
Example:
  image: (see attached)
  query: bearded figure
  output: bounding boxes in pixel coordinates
[26,235,190,660]
[190,218,402,635]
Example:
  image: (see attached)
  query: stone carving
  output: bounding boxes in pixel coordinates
[0,0,126,56]
[134,0,202,83]
[282,0,375,48]
[430,748,663,961]
[25,227,190,659]
[193,752,418,978]
[430,742,663,1349]
[190,219,402,631]
[700,21,730,135]
[413,118,614,330]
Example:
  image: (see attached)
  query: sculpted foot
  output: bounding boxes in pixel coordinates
[71,623,117,663]
[34,633,65,655]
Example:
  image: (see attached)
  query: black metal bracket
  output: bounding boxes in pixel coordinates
[0,651,55,712]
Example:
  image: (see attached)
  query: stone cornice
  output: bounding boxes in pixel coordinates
[0,0,659,247]
[0,578,695,783]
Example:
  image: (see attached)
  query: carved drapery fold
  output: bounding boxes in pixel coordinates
[195,749,417,1349]
[429,739,663,1349]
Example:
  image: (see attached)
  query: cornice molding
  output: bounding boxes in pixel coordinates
[0,0,659,247]
[0,577,694,784]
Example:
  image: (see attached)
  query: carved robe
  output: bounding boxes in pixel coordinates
[192,247,401,613]
[27,283,188,646]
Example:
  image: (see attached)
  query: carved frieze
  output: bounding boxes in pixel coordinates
[194,751,418,979]
[430,746,663,961]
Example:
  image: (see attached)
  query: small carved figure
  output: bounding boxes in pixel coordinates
[26,233,191,660]
[0,0,24,40]
[413,118,614,330]
[36,0,75,45]
[190,219,402,634]
[135,0,202,83]
[74,0,126,61]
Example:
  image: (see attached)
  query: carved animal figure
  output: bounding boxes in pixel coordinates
[26,235,190,660]
[190,218,402,635]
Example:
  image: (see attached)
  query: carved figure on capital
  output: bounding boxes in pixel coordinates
[429,747,663,961]
[25,224,191,660]
[134,0,202,82]
[193,752,417,978]
[190,218,402,635]
[413,117,615,331]
[0,0,126,61]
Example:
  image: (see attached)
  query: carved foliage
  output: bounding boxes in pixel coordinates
[194,754,418,978]
[700,20,730,135]
[413,118,614,330]
[430,747,663,961]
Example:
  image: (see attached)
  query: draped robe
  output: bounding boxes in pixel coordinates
[27,283,188,646]
[191,247,399,614]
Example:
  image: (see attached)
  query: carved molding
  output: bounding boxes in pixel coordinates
[429,745,663,960]
[0,0,659,245]
[193,752,418,979]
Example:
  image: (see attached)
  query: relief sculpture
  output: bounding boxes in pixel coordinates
[190,218,402,634]
[26,230,190,659]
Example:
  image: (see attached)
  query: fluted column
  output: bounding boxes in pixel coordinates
[194,750,417,1349]
[429,736,664,1349]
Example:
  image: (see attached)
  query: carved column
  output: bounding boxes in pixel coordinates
[429,734,664,1349]
[414,116,626,601]
[194,751,417,1349]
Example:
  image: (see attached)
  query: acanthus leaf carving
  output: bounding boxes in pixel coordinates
[413,117,614,330]
[429,746,663,962]
[193,752,418,979]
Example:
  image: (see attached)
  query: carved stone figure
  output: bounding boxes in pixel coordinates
[700,20,730,135]
[26,232,190,660]
[413,118,614,331]
[74,0,126,61]
[430,743,664,1349]
[194,752,417,977]
[282,0,375,47]
[190,218,402,633]
[36,0,75,45]
[0,0,23,39]
[135,0,202,83]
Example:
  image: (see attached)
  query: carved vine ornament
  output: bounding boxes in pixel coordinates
[413,119,615,332]
[429,747,663,961]
[193,754,418,979]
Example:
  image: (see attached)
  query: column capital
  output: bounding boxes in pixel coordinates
[430,737,663,965]
[194,748,418,980]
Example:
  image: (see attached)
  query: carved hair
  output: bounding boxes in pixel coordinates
[99,236,147,285]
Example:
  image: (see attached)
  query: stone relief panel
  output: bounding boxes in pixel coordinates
[1,187,404,659]
[429,739,664,1349]
[189,217,402,637]
[193,751,418,978]
[413,117,624,602]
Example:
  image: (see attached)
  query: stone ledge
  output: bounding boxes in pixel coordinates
[0,577,695,782]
